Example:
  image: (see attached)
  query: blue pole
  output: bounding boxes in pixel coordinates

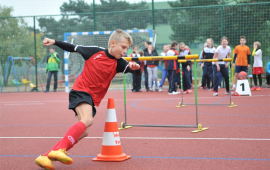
[11,57,20,92]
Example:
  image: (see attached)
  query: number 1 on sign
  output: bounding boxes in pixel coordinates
[240,83,244,91]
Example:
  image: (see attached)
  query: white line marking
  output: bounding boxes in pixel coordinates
[0,137,269,141]
[1,94,269,104]
[5,103,44,105]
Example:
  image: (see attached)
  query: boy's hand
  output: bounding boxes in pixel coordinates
[187,65,190,71]
[248,64,250,69]
[129,62,140,70]
[232,63,235,67]
[225,63,228,68]
[43,38,55,46]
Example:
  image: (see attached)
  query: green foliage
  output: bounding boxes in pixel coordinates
[0,6,45,86]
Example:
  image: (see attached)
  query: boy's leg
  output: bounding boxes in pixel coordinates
[218,71,223,87]
[147,67,153,90]
[153,67,158,89]
[221,67,229,92]
[48,103,93,164]
[159,69,167,88]
[185,69,191,90]
[182,68,187,91]
[266,72,270,85]
[167,70,172,92]
[258,74,262,87]
[253,74,258,87]
[202,66,207,88]
[132,73,136,91]
[208,65,213,89]
[212,65,219,92]
[144,66,149,90]
[138,70,142,90]
[205,66,210,89]
[46,71,53,91]
[53,71,58,91]
[172,70,176,91]
[232,66,240,89]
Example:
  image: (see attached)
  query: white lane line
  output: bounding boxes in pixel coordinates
[4,103,44,105]
[0,137,269,141]
[1,94,269,104]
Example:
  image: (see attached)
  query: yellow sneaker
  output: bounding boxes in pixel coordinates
[35,155,55,170]
[48,149,73,165]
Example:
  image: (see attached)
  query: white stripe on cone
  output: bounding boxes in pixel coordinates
[105,109,117,122]
[102,132,121,146]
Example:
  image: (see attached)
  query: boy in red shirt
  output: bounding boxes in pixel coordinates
[35,29,140,170]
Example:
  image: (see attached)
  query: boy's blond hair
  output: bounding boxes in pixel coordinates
[108,29,133,48]
[254,41,261,48]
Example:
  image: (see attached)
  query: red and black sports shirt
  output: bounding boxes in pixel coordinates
[55,40,139,106]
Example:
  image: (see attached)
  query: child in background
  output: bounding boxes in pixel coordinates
[178,42,192,94]
[158,44,170,92]
[35,29,140,170]
[212,36,231,96]
[231,36,251,91]
[145,44,159,91]
[201,38,215,91]
[130,46,142,92]
[251,41,264,91]
[266,61,270,88]
[200,43,207,89]
[167,41,179,95]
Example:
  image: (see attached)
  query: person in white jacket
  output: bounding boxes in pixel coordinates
[251,41,264,91]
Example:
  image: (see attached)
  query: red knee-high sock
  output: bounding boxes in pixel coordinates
[55,121,86,150]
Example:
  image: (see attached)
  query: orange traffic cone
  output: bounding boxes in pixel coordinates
[92,98,131,162]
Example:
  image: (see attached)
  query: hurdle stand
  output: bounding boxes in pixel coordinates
[119,55,203,131]
[177,58,236,107]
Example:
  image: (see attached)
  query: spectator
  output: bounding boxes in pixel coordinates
[201,38,215,91]
[45,46,61,92]
[145,45,159,91]
[178,42,192,94]
[158,44,170,92]
[266,61,270,88]
[167,41,179,95]
[212,36,231,96]
[130,46,142,92]
[231,36,251,91]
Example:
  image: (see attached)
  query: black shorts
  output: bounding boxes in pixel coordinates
[69,89,96,117]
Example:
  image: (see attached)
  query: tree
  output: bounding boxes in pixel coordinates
[167,0,270,58]
[0,6,45,86]
[38,0,151,39]
[37,0,151,74]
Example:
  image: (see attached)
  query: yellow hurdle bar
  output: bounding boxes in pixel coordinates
[124,55,199,61]
[178,58,232,63]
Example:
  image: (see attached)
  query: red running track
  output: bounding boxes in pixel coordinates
[0,88,270,169]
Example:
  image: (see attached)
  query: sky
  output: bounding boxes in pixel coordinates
[1,0,171,16]
[1,0,173,29]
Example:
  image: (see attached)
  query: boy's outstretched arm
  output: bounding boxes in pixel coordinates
[43,38,76,52]
[117,59,140,75]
